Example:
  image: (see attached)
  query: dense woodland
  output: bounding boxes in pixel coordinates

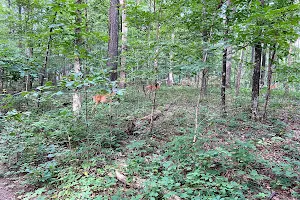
[0,0,299,199]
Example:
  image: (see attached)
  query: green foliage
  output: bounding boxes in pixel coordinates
[0,0,299,199]
[1,86,299,199]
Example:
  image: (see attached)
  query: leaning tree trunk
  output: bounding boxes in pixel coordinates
[235,49,244,96]
[119,0,127,88]
[263,47,276,120]
[108,0,119,81]
[251,43,262,120]
[225,46,232,88]
[73,0,83,115]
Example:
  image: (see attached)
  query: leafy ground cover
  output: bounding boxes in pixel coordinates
[0,85,299,200]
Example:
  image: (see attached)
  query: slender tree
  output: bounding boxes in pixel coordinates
[40,12,57,86]
[251,0,265,120]
[167,33,175,86]
[221,48,227,114]
[260,47,266,86]
[200,29,209,95]
[235,49,244,96]
[221,0,230,115]
[119,0,127,88]
[73,0,83,115]
[251,43,262,120]
[284,44,293,95]
[225,46,232,88]
[0,68,3,93]
[108,0,119,81]
[263,46,276,119]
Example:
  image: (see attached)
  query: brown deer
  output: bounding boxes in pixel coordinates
[143,82,161,97]
[270,83,277,90]
[92,92,116,112]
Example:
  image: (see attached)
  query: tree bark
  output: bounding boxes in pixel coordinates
[73,58,82,114]
[201,68,208,95]
[251,46,255,64]
[73,0,83,115]
[25,47,33,91]
[167,33,175,86]
[153,0,161,78]
[200,29,209,95]
[235,49,244,96]
[40,12,57,86]
[108,0,119,81]
[0,68,3,93]
[221,0,230,115]
[260,47,266,86]
[251,43,262,120]
[119,0,127,88]
[263,47,276,120]
[225,46,232,88]
[221,48,227,114]
[284,44,293,95]
[167,72,174,86]
[18,5,22,49]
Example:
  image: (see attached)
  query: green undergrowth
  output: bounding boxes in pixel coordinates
[0,86,299,199]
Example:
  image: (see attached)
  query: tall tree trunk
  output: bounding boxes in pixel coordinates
[153,0,161,79]
[73,0,83,115]
[251,43,262,120]
[167,72,174,86]
[260,47,266,87]
[284,44,293,95]
[0,68,3,93]
[18,5,22,49]
[167,33,175,86]
[201,68,208,94]
[73,58,82,114]
[225,46,232,88]
[251,46,255,64]
[235,49,244,96]
[221,48,227,114]
[1,0,8,91]
[108,0,119,81]
[200,29,209,95]
[119,0,127,88]
[251,0,265,120]
[263,47,276,120]
[221,0,230,115]
[25,47,33,91]
[40,12,57,86]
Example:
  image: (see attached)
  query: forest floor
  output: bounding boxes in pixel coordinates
[0,164,18,200]
[0,86,299,199]
[0,177,16,200]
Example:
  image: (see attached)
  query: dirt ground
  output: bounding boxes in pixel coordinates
[0,178,16,200]
[0,164,16,200]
